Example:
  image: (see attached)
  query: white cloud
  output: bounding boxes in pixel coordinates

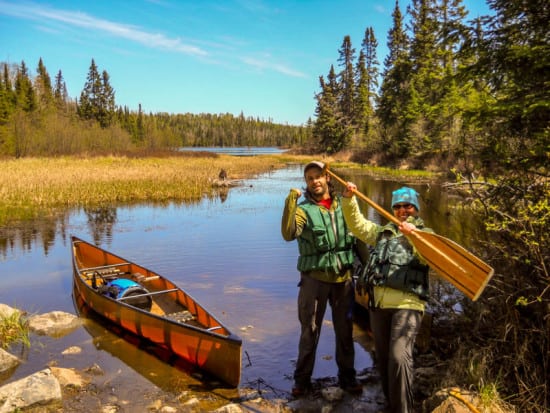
[0,0,307,78]
[0,1,207,56]
[242,56,307,78]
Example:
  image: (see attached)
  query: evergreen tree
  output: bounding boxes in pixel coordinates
[53,70,68,108]
[354,50,370,135]
[313,66,349,154]
[362,27,379,107]
[78,59,101,121]
[356,27,379,139]
[137,103,145,142]
[14,61,36,112]
[336,35,356,130]
[78,59,115,127]
[98,70,115,128]
[35,57,53,109]
[433,0,470,152]
[405,0,441,155]
[377,0,411,155]
[0,63,15,124]
[478,0,549,170]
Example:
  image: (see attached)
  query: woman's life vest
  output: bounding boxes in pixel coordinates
[296,197,355,275]
[360,220,430,300]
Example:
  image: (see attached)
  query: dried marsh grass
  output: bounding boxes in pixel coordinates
[0,155,284,225]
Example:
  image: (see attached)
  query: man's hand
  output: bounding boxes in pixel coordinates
[290,188,302,197]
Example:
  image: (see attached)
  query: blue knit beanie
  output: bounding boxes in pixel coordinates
[391,187,420,211]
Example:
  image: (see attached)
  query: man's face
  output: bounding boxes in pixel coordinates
[305,167,330,200]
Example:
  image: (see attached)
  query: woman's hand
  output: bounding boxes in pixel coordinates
[342,182,357,198]
[399,221,416,235]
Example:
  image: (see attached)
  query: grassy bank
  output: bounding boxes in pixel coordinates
[0,153,437,227]
[0,154,295,226]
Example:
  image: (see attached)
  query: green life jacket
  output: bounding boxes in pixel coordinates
[296,196,355,275]
[360,218,430,300]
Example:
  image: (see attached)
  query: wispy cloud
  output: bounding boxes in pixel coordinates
[0,1,307,78]
[0,1,207,56]
[242,56,307,78]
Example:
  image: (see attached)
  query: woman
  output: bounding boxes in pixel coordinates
[341,184,432,413]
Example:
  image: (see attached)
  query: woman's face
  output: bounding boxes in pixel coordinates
[392,203,417,222]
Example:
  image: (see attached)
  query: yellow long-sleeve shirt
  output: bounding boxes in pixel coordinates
[341,196,426,312]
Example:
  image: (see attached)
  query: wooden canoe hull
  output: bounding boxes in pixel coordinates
[71,236,242,387]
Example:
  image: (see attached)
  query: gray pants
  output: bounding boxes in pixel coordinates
[369,308,422,413]
[293,274,356,387]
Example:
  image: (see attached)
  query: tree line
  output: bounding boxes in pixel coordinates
[0,58,308,157]
[313,0,547,173]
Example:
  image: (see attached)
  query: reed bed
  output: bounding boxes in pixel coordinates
[0,310,30,350]
[0,155,287,225]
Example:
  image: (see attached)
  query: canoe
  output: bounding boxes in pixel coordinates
[71,236,242,387]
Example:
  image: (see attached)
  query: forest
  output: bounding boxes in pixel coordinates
[0,57,309,157]
[0,0,548,410]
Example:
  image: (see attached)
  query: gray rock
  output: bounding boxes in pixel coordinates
[0,368,62,413]
[0,304,20,319]
[0,349,20,375]
[28,310,81,337]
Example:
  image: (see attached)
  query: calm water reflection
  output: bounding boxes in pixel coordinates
[0,164,485,395]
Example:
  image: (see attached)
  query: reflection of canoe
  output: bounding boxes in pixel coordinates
[72,288,200,391]
[71,236,242,387]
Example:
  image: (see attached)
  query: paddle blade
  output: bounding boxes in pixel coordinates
[410,230,494,301]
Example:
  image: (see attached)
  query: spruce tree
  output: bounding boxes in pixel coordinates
[78,59,115,127]
[336,35,356,132]
[0,64,15,124]
[78,59,101,122]
[377,0,411,156]
[313,66,349,154]
[35,57,53,109]
[54,70,68,108]
[14,61,36,112]
[354,50,370,135]
[98,70,115,128]
[356,27,379,139]
[405,0,441,155]
[479,0,549,170]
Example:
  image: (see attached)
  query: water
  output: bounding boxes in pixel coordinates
[179,146,287,156]
[0,164,485,400]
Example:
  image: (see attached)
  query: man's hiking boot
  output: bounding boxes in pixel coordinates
[339,379,363,395]
[291,382,311,397]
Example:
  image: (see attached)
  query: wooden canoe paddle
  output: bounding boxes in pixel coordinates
[324,165,494,301]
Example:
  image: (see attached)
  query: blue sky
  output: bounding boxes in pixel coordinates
[0,1,491,126]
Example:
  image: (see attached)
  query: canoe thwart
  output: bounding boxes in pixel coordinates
[80,262,131,272]
[116,288,179,301]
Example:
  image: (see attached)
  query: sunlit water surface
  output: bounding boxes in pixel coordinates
[0,163,485,401]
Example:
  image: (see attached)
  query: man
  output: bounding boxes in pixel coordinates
[281,161,362,397]
[341,184,432,413]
